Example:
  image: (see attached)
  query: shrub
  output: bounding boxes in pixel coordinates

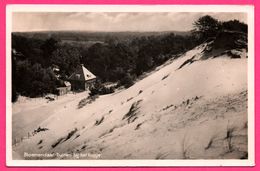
[122,100,143,123]
[119,73,135,88]
[222,20,247,33]
[78,95,98,109]
[89,80,115,96]
[95,116,105,126]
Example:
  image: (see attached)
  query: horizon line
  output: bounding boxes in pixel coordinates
[12,30,191,33]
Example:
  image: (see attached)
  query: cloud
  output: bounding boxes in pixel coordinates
[12,12,247,32]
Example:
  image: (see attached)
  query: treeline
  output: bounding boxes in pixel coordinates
[12,15,247,102]
[13,30,188,42]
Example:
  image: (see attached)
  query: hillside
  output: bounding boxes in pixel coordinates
[12,37,248,160]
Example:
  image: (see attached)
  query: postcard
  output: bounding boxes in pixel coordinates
[6,4,255,167]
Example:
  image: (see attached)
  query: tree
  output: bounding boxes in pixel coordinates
[12,52,18,102]
[51,44,81,76]
[221,20,248,33]
[41,38,58,67]
[14,59,57,98]
[193,15,221,40]
[15,60,33,96]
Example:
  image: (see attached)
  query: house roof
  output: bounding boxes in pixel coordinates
[69,64,96,81]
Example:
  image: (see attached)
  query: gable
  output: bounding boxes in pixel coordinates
[69,65,96,81]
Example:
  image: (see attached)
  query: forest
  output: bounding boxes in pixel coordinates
[11,15,247,102]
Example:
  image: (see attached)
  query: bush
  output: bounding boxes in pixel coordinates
[78,95,98,109]
[119,73,135,88]
[222,20,247,33]
[89,80,115,96]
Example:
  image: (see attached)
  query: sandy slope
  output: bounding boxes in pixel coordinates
[12,44,248,160]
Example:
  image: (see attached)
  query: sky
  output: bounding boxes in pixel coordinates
[12,12,247,32]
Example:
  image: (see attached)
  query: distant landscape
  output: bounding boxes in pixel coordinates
[12,14,249,160]
[13,30,189,41]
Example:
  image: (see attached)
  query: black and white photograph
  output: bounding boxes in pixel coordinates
[6,5,254,166]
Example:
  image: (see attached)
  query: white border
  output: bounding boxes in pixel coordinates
[6,5,255,167]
